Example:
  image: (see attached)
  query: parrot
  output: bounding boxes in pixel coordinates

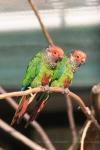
[25,49,86,127]
[11,45,64,126]
[51,50,87,89]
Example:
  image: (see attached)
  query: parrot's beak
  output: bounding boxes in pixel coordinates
[81,58,86,64]
[59,55,63,59]
[59,51,64,58]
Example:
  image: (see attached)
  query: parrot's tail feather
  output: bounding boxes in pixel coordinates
[25,101,42,128]
[11,96,29,126]
[25,95,49,128]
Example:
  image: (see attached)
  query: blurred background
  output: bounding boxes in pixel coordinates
[0,0,100,150]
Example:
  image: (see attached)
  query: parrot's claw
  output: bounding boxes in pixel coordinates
[40,85,50,92]
[28,87,37,104]
[28,87,34,97]
[62,88,70,95]
[28,93,37,104]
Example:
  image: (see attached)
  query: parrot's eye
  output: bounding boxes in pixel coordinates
[53,51,57,55]
[76,55,79,58]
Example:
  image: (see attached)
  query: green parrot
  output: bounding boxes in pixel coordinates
[25,50,86,127]
[51,50,86,89]
[11,45,64,125]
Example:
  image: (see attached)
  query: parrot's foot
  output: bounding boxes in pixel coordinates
[29,93,37,104]
[28,87,37,104]
[62,88,70,95]
[40,85,50,92]
[28,87,34,97]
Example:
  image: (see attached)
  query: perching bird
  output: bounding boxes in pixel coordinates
[11,45,64,125]
[51,50,87,89]
[25,50,86,127]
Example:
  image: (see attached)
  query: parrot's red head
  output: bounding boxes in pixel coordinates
[48,45,64,61]
[71,50,86,65]
[69,50,87,72]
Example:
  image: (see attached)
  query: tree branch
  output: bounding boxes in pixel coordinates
[0,119,46,150]
[66,95,77,149]
[0,87,65,99]
[0,147,6,150]
[0,86,100,132]
[28,0,54,46]
[0,87,55,150]
[80,120,92,150]
[65,92,100,132]
[91,83,100,123]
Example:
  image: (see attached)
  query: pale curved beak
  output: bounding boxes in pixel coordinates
[81,58,86,64]
[59,55,63,58]
[59,52,64,58]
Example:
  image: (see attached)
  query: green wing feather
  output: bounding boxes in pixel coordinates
[31,55,53,88]
[51,55,73,87]
[51,56,67,81]
[22,52,42,89]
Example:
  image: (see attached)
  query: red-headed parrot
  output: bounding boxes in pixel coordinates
[11,45,64,125]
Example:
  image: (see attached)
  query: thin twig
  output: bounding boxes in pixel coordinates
[0,119,46,150]
[0,87,55,150]
[28,0,54,45]
[0,86,100,132]
[66,95,77,146]
[80,120,92,150]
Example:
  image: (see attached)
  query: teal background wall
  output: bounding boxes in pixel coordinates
[0,1,100,150]
[0,25,100,89]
